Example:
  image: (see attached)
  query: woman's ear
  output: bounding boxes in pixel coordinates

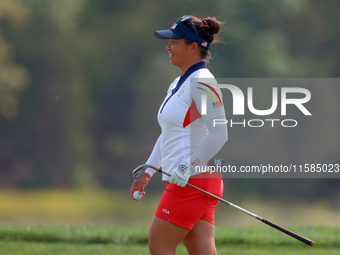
[189,42,200,54]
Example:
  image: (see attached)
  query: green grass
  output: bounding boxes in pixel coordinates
[0,226,338,254]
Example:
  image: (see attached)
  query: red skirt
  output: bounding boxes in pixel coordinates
[155,172,223,230]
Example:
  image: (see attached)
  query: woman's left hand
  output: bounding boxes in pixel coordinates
[167,161,193,187]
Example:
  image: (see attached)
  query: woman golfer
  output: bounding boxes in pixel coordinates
[130,15,227,255]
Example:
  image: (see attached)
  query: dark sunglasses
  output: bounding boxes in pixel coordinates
[179,15,199,35]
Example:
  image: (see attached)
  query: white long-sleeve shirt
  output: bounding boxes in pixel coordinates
[145,62,228,180]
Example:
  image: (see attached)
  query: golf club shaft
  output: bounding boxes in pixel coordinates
[155,167,313,246]
[158,168,260,218]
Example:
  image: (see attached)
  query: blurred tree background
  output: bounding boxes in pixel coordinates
[0,0,339,205]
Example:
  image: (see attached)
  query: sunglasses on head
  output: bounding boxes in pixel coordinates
[178,15,199,35]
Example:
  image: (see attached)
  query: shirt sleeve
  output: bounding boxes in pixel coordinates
[144,134,162,177]
[185,116,228,169]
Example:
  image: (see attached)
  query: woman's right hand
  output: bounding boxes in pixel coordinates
[129,173,151,201]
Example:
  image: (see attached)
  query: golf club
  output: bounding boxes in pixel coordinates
[132,163,314,246]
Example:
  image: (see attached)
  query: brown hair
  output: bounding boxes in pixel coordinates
[182,15,223,61]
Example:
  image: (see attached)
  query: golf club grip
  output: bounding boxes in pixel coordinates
[261,219,314,246]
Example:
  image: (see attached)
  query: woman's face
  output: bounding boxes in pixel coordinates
[166,39,192,69]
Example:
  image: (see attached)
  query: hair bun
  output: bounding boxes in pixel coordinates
[202,17,221,35]
[188,15,223,44]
